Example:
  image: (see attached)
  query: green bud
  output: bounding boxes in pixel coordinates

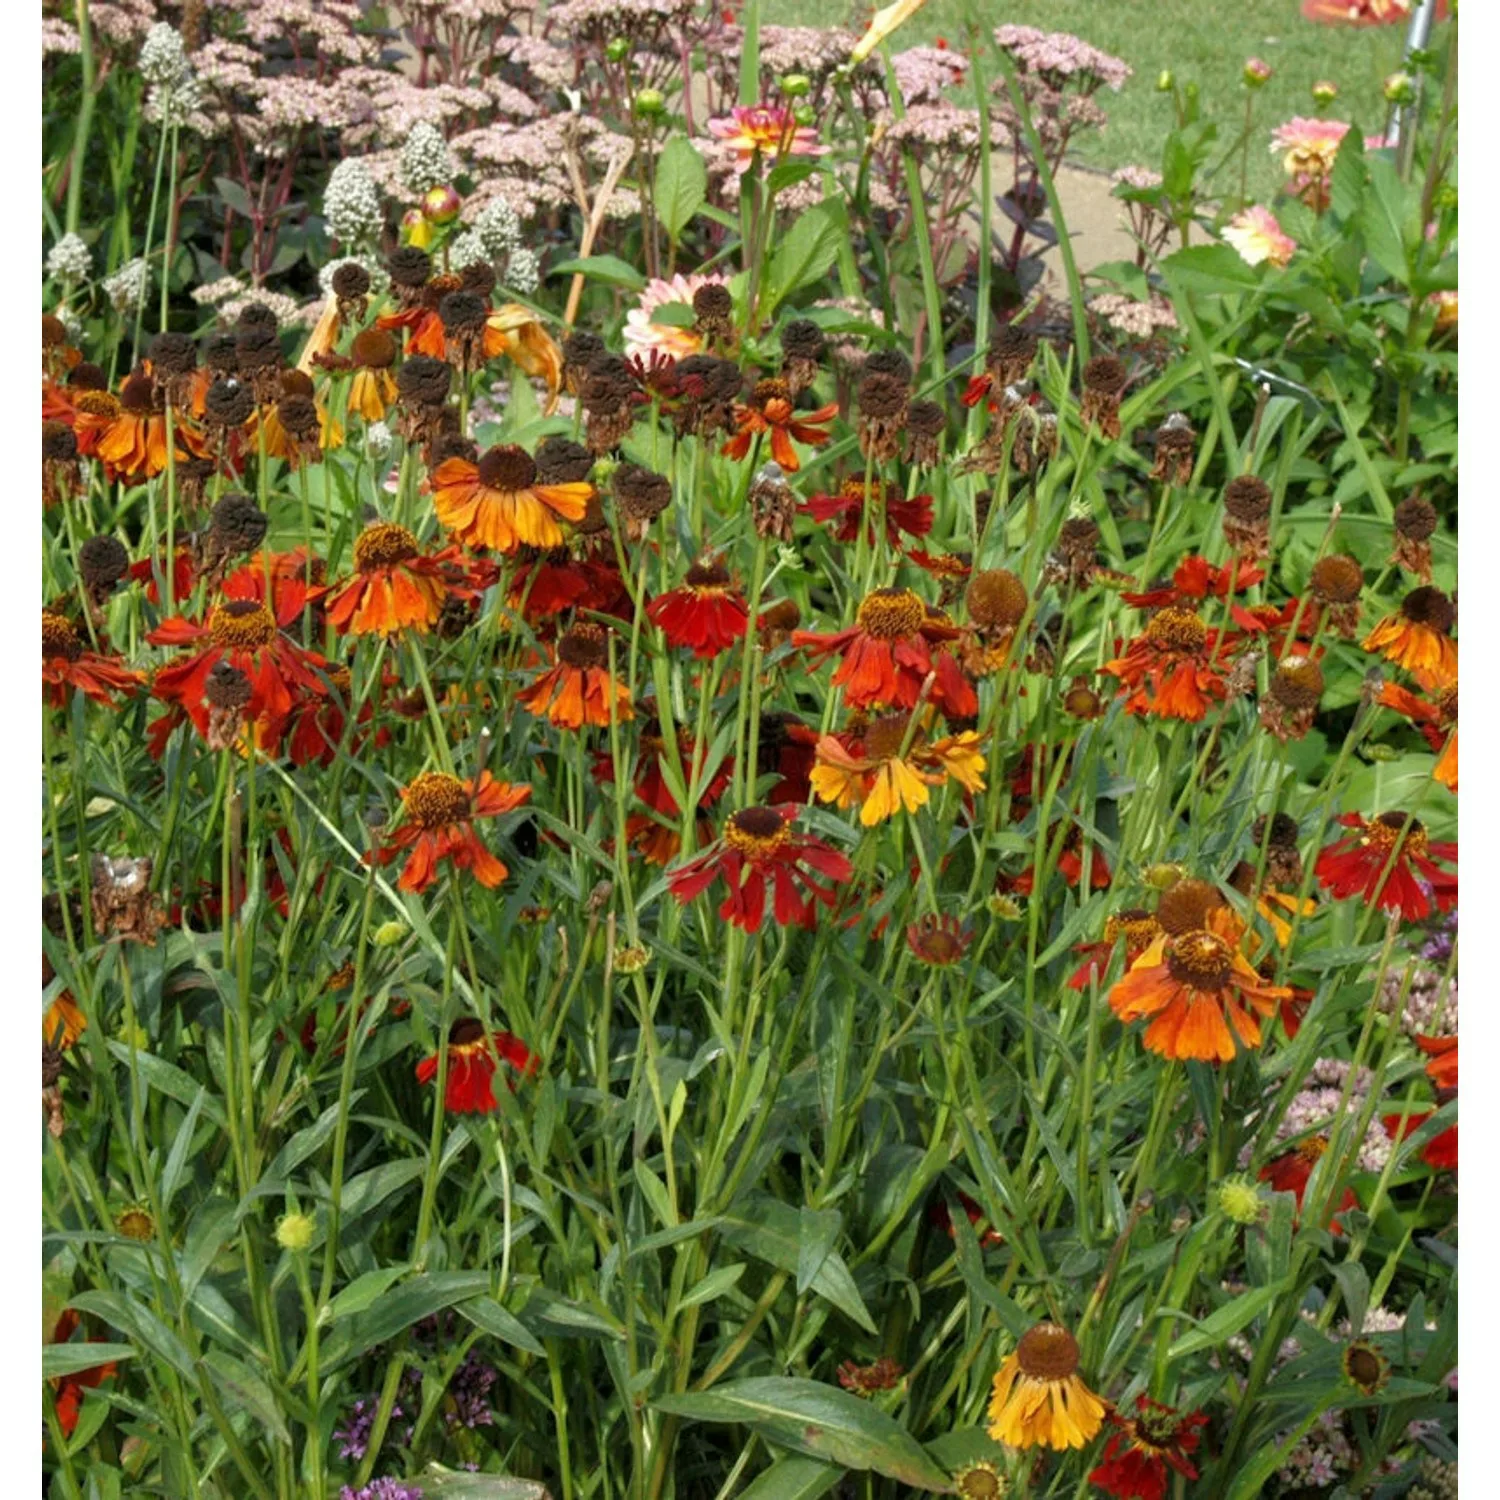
[1383,71,1416,106]
[1362,743,1401,763]
[1311,79,1339,107]
[779,72,812,99]
[275,1212,315,1253]
[1156,69,1175,93]
[613,943,652,974]
[792,104,816,128]
[633,87,666,119]
[605,36,630,62]
[1215,1175,1266,1226]
[373,919,408,948]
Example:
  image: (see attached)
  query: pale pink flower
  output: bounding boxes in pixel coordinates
[1223,206,1297,269]
[705,105,828,174]
[1270,116,1351,180]
[623,271,731,359]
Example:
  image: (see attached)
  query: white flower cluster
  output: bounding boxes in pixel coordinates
[324,159,383,247]
[46,233,93,284]
[102,256,152,315]
[139,23,187,86]
[140,23,204,131]
[473,196,522,261]
[399,121,453,196]
[365,421,394,461]
[506,246,540,295]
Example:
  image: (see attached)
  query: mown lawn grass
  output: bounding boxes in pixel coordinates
[764,0,1438,199]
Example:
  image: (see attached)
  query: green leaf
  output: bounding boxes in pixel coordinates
[1162,244,1262,296]
[720,1197,877,1333]
[547,254,647,290]
[105,1045,226,1127]
[763,202,847,317]
[412,1468,549,1500]
[522,1290,624,1340]
[202,1349,291,1445]
[323,1266,410,1326]
[321,1272,492,1371]
[1166,1279,1289,1358]
[633,1159,676,1229]
[42,1343,136,1379]
[655,136,707,240]
[1363,153,1414,285]
[738,1454,846,1500]
[457,1295,547,1357]
[213,177,255,219]
[923,1427,1006,1473]
[654,1378,952,1490]
[1329,126,1367,222]
[796,1208,841,1295]
[160,1086,208,1209]
[679,1262,746,1310]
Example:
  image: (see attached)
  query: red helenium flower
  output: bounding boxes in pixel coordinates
[42,611,144,707]
[415,1017,540,1114]
[1314,812,1457,921]
[667,804,853,933]
[646,559,749,658]
[1089,1397,1208,1500]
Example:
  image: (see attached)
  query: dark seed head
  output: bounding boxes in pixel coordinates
[42,420,78,462]
[202,378,255,426]
[1223,474,1272,522]
[863,348,912,383]
[78,534,130,590]
[1082,355,1127,395]
[438,290,488,334]
[331,261,372,300]
[458,261,497,301]
[1394,494,1437,541]
[351,328,397,369]
[395,355,452,408]
[535,436,594,486]
[387,246,433,288]
[149,331,197,376]
[209,492,269,554]
[780,318,825,362]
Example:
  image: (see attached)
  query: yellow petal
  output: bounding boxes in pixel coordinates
[849,0,931,63]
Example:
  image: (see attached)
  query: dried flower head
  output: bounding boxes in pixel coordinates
[1223,474,1273,559]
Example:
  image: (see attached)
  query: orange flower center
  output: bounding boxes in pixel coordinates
[1165,930,1234,989]
[724,806,790,858]
[1105,909,1159,951]
[1144,605,1208,653]
[558,622,608,670]
[862,712,911,761]
[354,521,420,573]
[1296,1134,1330,1166]
[117,1206,155,1241]
[840,476,885,504]
[404,771,471,828]
[1310,554,1362,604]
[1015,1323,1079,1382]
[751,377,791,413]
[1271,654,1323,708]
[209,600,278,650]
[966,569,1028,629]
[42,610,83,661]
[1364,812,1428,859]
[75,391,121,419]
[856,587,925,641]
[477,444,538,492]
[1156,878,1224,935]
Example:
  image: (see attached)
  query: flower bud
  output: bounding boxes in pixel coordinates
[633,88,666,119]
[792,104,816,128]
[373,919,408,948]
[1383,71,1416,106]
[1215,1175,1266,1226]
[1156,69,1175,93]
[1311,79,1338,107]
[779,72,811,98]
[1142,862,1186,891]
[605,36,630,62]
[275,1212,315,1252]
[1243,58,1272,88]
[613,943,652,974]
[421,185,462,225]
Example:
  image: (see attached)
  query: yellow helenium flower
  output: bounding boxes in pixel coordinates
[809,719,986,828]
[986,1323,1106,1452]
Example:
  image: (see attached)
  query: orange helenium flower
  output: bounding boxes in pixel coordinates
[1363,587,1457,681]
[326,522,448,637]
[722,378,838,473]
[1378,671,1457,792]
[42,611,144,707]
[792,587,977,717]
[1108,907,1291,1063]
[432,444,591,554]
[1102,604,1234,721]
[379,770,531,893]
[516,622,633,730]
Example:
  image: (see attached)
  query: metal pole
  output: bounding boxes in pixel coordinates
[1386,0,1440,152]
